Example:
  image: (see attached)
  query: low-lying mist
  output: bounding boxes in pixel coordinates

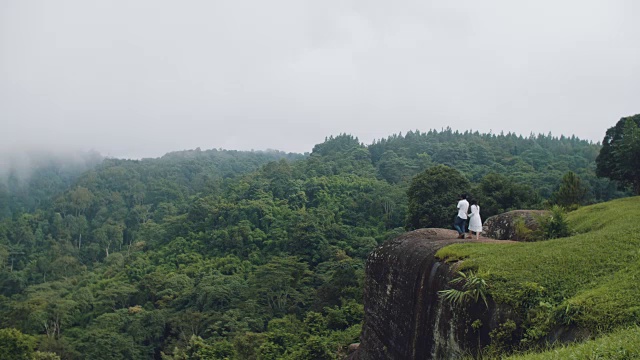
[0,150,103,183]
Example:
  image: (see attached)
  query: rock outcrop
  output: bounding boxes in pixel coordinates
[483,210,547,241]
[351,229,516,360]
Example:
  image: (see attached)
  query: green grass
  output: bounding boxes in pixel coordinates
[506,326,640,360]
[436,196,640,346]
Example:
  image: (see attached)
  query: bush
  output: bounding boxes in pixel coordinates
[0,328,35,360]
[532,206,571,240]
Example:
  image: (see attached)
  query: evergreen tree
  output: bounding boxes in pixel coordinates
[550,171,588,208]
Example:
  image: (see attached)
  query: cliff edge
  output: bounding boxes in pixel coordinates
[351,228,513,360]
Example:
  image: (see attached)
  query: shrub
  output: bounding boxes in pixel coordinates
[532,206,571,240]
[438,271,489,307]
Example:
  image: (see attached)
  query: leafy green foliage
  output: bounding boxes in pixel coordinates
[513,217,533,241]
[0,152,103,220]
[162,335,234,360]
[0,328,36,360]
[31,351,61,360]
[438,271,489,307]
[473,173,540,219]
[488,320,518,354]
[531,206,572,240]
[406,165,470,229]
[596,114,640,194]
[549,171,588,208]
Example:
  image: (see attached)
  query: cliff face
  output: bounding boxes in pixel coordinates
[352,229,515,360]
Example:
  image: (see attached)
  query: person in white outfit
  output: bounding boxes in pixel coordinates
[468,199,482,239]
[454,194,469,238]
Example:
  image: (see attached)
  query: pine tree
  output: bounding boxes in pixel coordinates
[551,171,588,208]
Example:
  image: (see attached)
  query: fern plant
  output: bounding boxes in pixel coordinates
[438,271,489,308]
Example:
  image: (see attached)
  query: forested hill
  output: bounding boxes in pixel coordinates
[0,151,103,220]
[0,129,627,359]
[0,149,302,221]
[368,129,618,199]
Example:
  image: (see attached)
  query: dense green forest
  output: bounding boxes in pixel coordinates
[0,129,630,359]
[0,152,103,220]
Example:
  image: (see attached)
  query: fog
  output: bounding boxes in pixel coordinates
[1,0,639,159]
[0,150,102,183]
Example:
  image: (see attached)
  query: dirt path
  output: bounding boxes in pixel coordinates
[395,228,518,245]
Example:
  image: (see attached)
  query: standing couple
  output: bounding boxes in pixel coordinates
[454,194,482,239]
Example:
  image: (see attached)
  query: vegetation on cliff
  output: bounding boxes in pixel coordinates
[437,196,640,355]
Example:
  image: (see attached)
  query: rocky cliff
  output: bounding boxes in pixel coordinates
[351,229,515,360]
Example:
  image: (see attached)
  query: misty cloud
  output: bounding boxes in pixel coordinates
[1,0,639,158]
[0,150,102,182]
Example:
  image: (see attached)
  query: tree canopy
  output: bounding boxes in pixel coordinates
[550,171,589,208]
[406,165,470,229]
[596,114,640,194]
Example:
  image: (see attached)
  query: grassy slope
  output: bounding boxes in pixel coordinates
[505,326,640,360]
[436,196,640,353]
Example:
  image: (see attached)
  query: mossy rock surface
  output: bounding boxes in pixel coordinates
[483,210,548,241]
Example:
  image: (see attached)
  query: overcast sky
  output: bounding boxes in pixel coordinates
[1,1,639,159]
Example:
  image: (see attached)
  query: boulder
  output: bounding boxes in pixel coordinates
[483,210,548,241]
